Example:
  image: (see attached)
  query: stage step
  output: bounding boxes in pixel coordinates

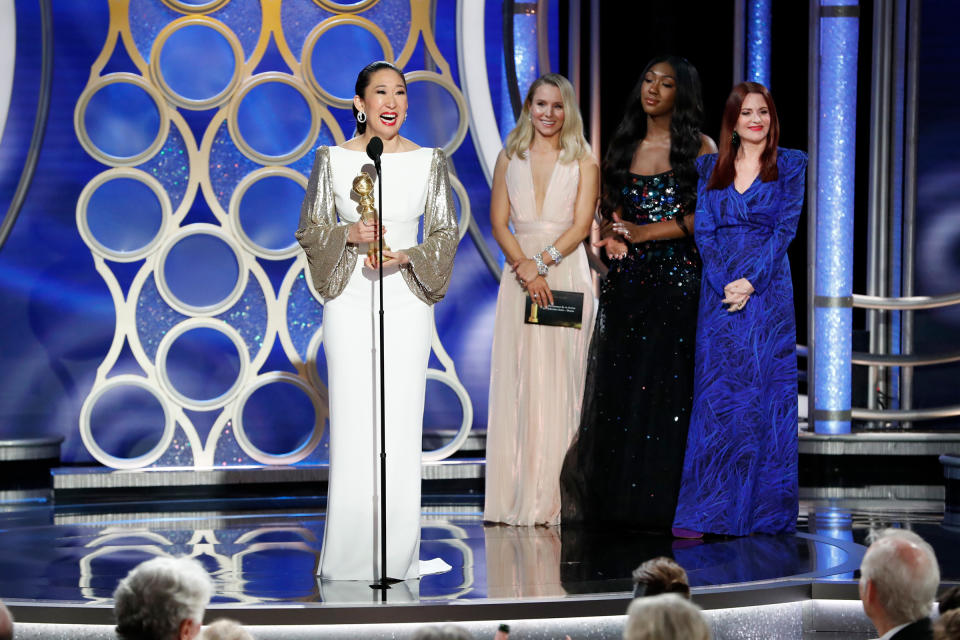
[0,436,64,503]
[51,458,486,504]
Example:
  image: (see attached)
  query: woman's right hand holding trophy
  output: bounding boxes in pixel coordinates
[349,173,386,248]
[351,172,409,269]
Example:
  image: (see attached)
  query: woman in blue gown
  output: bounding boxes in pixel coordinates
[673,82,806,537]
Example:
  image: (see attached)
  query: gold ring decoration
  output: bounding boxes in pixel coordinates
[312,0,380,13]
[227,72,322,165]
[404,70,469,156]
[301,15,394,108]
[149,16,244,110]
[74,72,171,167]
[161,0,231,14]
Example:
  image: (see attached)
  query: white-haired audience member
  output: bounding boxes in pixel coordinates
[859,528,939,640]
[114,556,214,640]
[201,619,253,640]
[0,601,13,640]
[410,623,473,640]
[623,593,711,640]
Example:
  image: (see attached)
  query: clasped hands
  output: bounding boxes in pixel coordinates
[512,257,554,307]
[594,212,644,260]
[348,219,410,270]
[723,278,754,312]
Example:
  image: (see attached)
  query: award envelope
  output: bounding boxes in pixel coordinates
[523,290,584,329]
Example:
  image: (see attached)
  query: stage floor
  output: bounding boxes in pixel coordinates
[0,492,955,625]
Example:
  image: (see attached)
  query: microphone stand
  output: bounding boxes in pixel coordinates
[368,144,401,594]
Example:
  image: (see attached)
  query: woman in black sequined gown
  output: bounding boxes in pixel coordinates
[560,56,716,531]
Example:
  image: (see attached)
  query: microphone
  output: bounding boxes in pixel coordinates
[366,136,383,173]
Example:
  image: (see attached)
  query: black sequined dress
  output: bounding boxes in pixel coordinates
[560,170,701,530]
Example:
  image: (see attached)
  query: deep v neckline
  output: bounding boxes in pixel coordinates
[528,153,560,219]
[733,172,761,196]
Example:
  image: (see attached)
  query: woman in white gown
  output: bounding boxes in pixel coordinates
[296,61,458,582]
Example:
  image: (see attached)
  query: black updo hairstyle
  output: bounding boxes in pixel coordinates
[600,55,704,226]
[353,60,406,135]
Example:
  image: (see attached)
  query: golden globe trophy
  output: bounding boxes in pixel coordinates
[352,173,389,262]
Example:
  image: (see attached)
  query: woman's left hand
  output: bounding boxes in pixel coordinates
[511,258,540,288]
[722,290,750,312]
[365,249,410,270]
[610,211,646,244]
[722,277,754,312]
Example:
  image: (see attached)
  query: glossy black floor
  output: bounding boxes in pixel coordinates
[0,493,953,609]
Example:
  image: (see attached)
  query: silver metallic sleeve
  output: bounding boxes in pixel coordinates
[295,146,358,300]
[400,148,459,305]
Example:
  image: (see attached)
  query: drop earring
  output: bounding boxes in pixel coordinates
[731,130,740,148]
[357,111,367,123]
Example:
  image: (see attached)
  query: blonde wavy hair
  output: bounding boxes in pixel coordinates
[504,73,590,164]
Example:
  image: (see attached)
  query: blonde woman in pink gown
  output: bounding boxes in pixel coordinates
[484,74,599,526]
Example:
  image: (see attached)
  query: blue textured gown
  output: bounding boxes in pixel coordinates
[673,148,807,536]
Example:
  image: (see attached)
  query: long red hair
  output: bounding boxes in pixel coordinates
[706,82,780,191]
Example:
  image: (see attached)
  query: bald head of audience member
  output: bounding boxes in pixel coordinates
[114,556,213,640]
[623,593,711,640]
[0,601,13,640]
[632,556,690,599]
[859,529,939,638]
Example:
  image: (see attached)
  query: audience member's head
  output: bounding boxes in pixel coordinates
[114,556,213,640]
[940,586,960,615]
[623,593,711,640]
[859,528,939,637]
[935,608,960,640]
[410,623,473,640]
[632,556,690,599]
[201,619,252,640]
[0,601,13,640]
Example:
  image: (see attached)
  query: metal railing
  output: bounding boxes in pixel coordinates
[852,291,960,422]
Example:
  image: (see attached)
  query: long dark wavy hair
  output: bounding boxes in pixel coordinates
[600,55,704,223]
[353,60,405,135]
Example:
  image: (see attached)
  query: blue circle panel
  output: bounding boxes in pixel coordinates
[236,82,312,158]
[422,378,463,440]
[89,386,166,459]
[87,178,163,253]
[310,25,385,100]
[241,381,315,455]
[238,176,304,252]
[403,82,459,150]
[165,327,242,401]
[163,234,240,308]
[84,83,161,158]
[159,25,236,102]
